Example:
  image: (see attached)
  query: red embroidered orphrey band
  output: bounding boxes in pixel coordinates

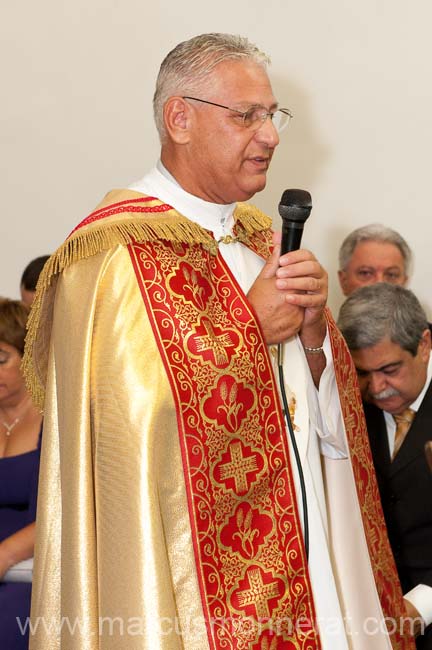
[327,313,413,650]
[129,238,320,650]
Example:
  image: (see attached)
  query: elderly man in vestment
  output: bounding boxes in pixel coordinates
[24,33,414,650]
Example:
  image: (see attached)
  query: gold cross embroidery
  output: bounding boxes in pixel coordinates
[219,442,258,493]
[195,321,234,365]
[237,568,281,619]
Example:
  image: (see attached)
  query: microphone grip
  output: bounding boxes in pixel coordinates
[280,221,304,256]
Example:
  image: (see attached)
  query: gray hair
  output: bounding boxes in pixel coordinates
[337,283,428,355]
[153,33,271,142]
[338,223,412,274]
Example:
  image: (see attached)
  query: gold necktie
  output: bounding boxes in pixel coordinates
[392,408,415,460]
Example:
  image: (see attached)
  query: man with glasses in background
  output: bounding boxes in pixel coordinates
[26,33,414,649]
[337,223,411,297]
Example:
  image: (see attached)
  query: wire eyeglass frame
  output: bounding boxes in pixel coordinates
[182,96,293,133]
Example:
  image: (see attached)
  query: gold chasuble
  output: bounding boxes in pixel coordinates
[24,191,413,650]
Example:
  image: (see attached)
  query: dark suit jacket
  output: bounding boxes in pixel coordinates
[364,382,432,648]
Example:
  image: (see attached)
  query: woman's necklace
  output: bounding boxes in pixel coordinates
[0,398,32,436]
[1,417,20,436]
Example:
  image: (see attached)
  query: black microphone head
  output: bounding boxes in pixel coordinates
[278,189,312,223]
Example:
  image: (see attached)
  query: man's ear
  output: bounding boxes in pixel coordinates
[419,327,432,361]
[163,97,191,144]
[338,270,348,295]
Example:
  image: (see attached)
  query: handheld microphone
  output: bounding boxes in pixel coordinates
[278,189,312,255]
[276,188,313,560]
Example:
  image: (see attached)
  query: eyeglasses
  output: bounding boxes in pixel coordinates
[182,96,293,133]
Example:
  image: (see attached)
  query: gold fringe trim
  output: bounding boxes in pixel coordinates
[23,199,273,410]
[235,202,272,234]
[41,215,218,292]
[22,290,48,411]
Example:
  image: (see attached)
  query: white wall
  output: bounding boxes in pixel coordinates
[1,0,431,318]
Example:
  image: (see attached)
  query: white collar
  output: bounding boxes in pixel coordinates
[128,162,236,240]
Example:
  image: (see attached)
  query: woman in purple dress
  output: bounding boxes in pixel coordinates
[0,298,43,649]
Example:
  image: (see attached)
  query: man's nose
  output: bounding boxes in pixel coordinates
[369,372,387,396]
[255,116,280,147]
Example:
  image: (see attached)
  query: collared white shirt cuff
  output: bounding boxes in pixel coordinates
[404,584,432,627]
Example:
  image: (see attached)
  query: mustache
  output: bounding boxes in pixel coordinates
[370,387,400,400]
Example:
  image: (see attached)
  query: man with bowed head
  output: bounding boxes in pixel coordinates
[25,34,413,649]
[338,283,432,649]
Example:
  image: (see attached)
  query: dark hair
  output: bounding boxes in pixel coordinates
[337,283,428,356]
[20,255,50,292]
[0,298,30,355]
